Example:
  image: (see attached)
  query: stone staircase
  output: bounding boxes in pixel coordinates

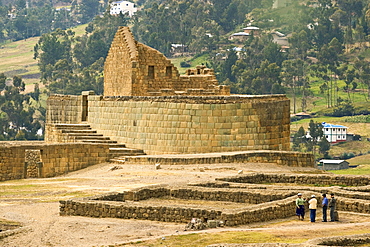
[51,124,145,161]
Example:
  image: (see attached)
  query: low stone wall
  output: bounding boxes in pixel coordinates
[60,191,297,226]
[124,151,314,167]
[123,186,295,204]
[217,173,370,187]
[60,199,224,223]
[59,177,370,226]
[0,142,109,181]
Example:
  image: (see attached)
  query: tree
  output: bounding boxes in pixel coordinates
[79,0,100,24]
[293,126,307,151]
[0,73,6,91]
[318,136,331,158]
[307,120,324,163]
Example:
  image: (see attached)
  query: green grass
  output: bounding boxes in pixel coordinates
[170,54,211,74]
[329,154,370,175]
[0,24,88,87]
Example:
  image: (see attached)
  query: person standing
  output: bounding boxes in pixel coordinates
[296,193,306,220]
[308,195,317,222]
[322,193,328,222]
[329,193,336,222]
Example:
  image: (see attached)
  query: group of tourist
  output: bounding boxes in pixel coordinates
[295,193,337,223]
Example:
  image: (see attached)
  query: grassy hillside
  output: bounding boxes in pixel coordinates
[330,154,370,175]
[0,24,88,90]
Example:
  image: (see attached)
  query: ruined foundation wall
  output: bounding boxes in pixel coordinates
[87,95,291,154]
[124,151,314,167]
[217,173,370,187]
[0,142,109,181]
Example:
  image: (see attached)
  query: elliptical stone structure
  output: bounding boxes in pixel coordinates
[0,26,314,182]
[45,26,293,155]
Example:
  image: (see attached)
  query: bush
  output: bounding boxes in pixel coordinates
[180,61,191,68]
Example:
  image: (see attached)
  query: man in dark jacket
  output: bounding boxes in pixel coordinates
[329,193,336,222]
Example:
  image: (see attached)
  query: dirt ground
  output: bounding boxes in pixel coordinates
[0,162,369,247]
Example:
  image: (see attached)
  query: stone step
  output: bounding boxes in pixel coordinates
[80,140,118,144]
[109,158,126,163]
[109,147,145,154]
[107,143,127,148]
[66,133,103,137]
[53,124,91,129]
[61,130,97,134]
[74,136,110,140]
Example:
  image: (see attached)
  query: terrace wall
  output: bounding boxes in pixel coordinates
[0,142,109,181]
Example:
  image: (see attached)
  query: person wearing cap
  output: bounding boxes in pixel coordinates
[322,194,328,222]
[329,193,336,222]
[295,193,306,220]
[308,195,317,222]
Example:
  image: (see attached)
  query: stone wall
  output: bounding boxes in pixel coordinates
[124,150,314,167]
[60,183,370,226]
[86,95,290,154]
[59,188,297,226]
[104,27,229,97]
[0,142,109,181]
[46,94,83,124]
[122,186,295,203]
[217,173,370,187]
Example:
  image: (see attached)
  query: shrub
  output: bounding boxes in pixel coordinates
[180,61,191,68]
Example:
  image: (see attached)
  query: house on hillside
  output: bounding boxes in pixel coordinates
[229,32,250,42]
[322,122,347,144]
[319,159,349,170]
[271,31,289,46]
[110,1,137,17]
[243,26,260,36]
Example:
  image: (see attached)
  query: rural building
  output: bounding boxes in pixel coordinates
[319,159,349,170]
[271,31,289,47]
[243,27,260,36]
[110,1,137,17]
[228,32,250,41]
[322,122,347,144]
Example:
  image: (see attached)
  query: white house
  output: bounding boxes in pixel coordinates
[110,1,137,17]
[322,122,347,144]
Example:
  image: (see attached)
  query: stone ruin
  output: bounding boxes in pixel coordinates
[1,26,370,247]
[60,173,370,225]
[45,26,294,156]
[104,26,229,97]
